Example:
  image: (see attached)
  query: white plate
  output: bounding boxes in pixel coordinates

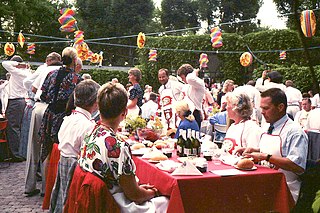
[234,165,257,171]
[131,148,150,156]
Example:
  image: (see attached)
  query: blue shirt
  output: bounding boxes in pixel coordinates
[263,114,308,170]
[209,111,227,125]
[175,119,200,139]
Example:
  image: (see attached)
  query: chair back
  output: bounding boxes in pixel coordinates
[306,130,320,161]
[0,118,8,143]
[214,123,227,134]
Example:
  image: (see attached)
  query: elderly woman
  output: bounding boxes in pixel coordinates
[127,68,144,116]
[78,82,168,212]
[217,79,234,110]
[222,91,262,153]
[175,100,200,138]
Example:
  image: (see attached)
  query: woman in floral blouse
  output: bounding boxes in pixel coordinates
[78,82,168,213]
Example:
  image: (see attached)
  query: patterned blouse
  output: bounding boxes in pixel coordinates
[78,125,136,190]
[129,84,144,107]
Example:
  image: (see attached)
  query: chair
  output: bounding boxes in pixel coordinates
[213,123,227,148]
[64,165,121,213]
[0,117,11,167]
[306,130,320,161]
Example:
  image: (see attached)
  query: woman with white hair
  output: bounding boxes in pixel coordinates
[222,91,262,154]
[174,100,200,138]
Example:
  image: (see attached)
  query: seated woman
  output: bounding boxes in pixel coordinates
[78,82,168,213]
[174,100,200,138]
[222,91,262,154]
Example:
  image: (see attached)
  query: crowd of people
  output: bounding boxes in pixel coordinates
[0,47,319,212]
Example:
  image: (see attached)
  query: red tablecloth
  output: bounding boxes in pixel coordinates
[133,154,294,213]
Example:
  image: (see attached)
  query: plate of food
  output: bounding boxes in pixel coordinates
[131,148,150,156]
[234,165,257,171]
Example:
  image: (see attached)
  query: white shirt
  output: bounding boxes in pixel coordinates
[285,86,302,105]
[32,65,61,101]
[225,120,262,149]
[294,110,310,129]
[264,81,286,91]
[2,61,31,99]
[158,79,184,101]
[234,85,261,109]
[305,108,320,130]
[141,100,158,119]
[311,94,320,107]
[255,77,269,92]
[0,80,9,113]
[58,107,95,158]
[184,71,205,111]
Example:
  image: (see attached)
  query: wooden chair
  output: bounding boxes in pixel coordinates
[0,117,11,167]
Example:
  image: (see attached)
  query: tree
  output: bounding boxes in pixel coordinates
[160,0,200,34]
[273,0,320,34]
[218,0,262,34]
[197,0,219,30]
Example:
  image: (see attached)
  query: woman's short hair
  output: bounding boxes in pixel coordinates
[81,73,92,80]
[177,64,193,77]
[225,91,253,120]
[62,47,78,65]
[74,79,100,109]
[128,68,142,82]
[222,79,234,93]
[175,100,195,121]
[47,52,61,62]
[98,82,128,119]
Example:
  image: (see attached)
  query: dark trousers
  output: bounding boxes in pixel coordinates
[193,109,202,129]
[6,98,26,157]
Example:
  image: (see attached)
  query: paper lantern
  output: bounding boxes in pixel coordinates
[300,10,316,37]
[4,42,15,56]
[279,51,286,60]
[90,53,100,63]
[240,52,253,67]
[210,27,223,48]
[148,49,157,61]
[199,53,209,68]
[137,32,146,49]
[27,43,36,55]
[17,32,25,48]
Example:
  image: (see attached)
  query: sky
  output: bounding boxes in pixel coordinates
[153,0,287,29]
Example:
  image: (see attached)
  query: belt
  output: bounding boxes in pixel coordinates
[288,104,299,107]
[8,98,25,100]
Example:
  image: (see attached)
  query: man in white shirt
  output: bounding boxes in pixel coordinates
[158,68,183,130]
[141,93,158,120]
[306,108,320,130]
[285,80,302,119]
[255,70,270,92]
[294,98,312,129]
[2,55,31,162]
[25,52,62,197]
[177,64,205,128]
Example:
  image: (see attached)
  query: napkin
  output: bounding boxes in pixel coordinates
[155,160,181,173]
[141,146,162,159]
[171,160,203,176]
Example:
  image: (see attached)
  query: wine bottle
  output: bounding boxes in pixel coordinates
[177,129,185,157]
[194,131,201,157]
[191,130,197,156]
[185,129,192,156]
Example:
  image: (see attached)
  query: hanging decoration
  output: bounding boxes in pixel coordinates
[199,53,209,68]
[4,42,15,56]
[137,32,146,49]
[17,31,25,48]
[90,53,100,63]
[300,10,316,37]
[279,51,286,60]
[27,43,36,55]
[58,8,77,32]
[210,27,223,48]
[75,42,90,61]
[148,49,157,61]
[240,52,253,67]
[98,51,103,67]
[74,30,84,45]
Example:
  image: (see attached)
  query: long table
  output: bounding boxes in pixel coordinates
[133,154,294,213]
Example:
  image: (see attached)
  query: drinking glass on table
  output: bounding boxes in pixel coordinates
[212,149,222,165]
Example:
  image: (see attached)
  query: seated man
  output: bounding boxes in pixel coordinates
[141,92,158,120]
[294,97,312,129]
[239,88,308,203]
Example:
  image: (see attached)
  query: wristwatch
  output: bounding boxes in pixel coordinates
[266,154,272,162]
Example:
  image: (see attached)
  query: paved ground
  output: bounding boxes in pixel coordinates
[0,161,48,213]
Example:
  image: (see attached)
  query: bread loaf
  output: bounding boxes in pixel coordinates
[237,159,254,169]
[131,143,145,150]
[150,153,168,161]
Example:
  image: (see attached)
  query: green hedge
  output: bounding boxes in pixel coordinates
[80,68,129,86]
[136,29,320,91]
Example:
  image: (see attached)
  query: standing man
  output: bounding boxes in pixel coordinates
[242,88,308,203]
[177,64,205,128]
[158,68,183,131]
[285,80,302,119]
[2,55,31,162]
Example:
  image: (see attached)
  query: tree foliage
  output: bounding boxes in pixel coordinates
[160,0,200,33]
